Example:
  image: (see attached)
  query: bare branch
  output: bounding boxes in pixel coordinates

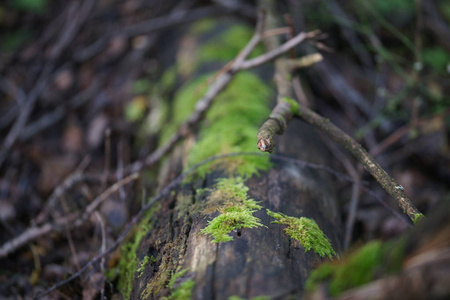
[239,30,320,70]
[254,24,421,222]
[0,173,138,258]
[125,11,268,174]
[294,106,422,222]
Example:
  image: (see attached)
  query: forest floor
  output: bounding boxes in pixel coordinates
[0,0,449,299]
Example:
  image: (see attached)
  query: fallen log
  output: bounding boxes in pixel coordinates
[120,17,343,300]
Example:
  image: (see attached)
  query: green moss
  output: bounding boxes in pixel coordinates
[117,203,161,299]
[305,241,383,296]
[200,177,265,243]
[170,279,195,300]
[159,74,209,145]
[266,209,336,259]
[413,213,425,224]
[164,269,195,300]
[281,97,300,115]
[187,72,272,178]
[199,25,264,62]
[137,255,150,278]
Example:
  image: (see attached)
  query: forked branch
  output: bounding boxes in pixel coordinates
[256,53,423,223]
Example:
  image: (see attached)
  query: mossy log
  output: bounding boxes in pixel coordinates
[126,121,342,300]
[122,19,343,300]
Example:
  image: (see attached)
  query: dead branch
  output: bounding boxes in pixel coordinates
[124,12,318,175]
[0,173,138,258]
[257,64,422,222]
[255,19,422,223]
[0,213,79,258]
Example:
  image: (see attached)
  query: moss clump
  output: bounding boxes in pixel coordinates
[187,71,272,178]
[200,177,265,243]
[164,269,195,300]
[161,71,272,178]
[281,97,300,115]
[266,209,336,259]
[413,212,425,224]
[117,203,161,298]
[137,255,150,278]
[305,241,383,296]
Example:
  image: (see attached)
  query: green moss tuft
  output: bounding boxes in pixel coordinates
[170,279,195,300]
[164,269,195,300]
[281,97,300,115]
[266,209,336,259]
[413,213,425,224]
[200,177,265,243]
[117,203,161,299]
[187,72,272,178]
[305,241,383,296]
[137,255,150,278]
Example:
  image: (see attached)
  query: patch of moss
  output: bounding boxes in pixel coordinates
[266,209,336,259]
[137,255,150,278]
[187,72,272,178]
[117,202,161,299]
[141,238,186,298]
[200,177,265,243]
[305,241,383,296]
[199,25,264,62]
[170,279,195,300]
[159,74,209,145]
[281,97,300,115]
[163,269,195,300]
[413,212,425,224]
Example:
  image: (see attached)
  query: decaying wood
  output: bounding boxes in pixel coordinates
[128,10,342,300]
[130,123,342,300]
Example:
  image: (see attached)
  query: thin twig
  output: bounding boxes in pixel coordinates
[254,30,422,222]
[94,212,107,300]
[293,105,421,222]
[0,213,79,258]
[239,30,320,70]
[74,173,138,227]
[0,174,138,258]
